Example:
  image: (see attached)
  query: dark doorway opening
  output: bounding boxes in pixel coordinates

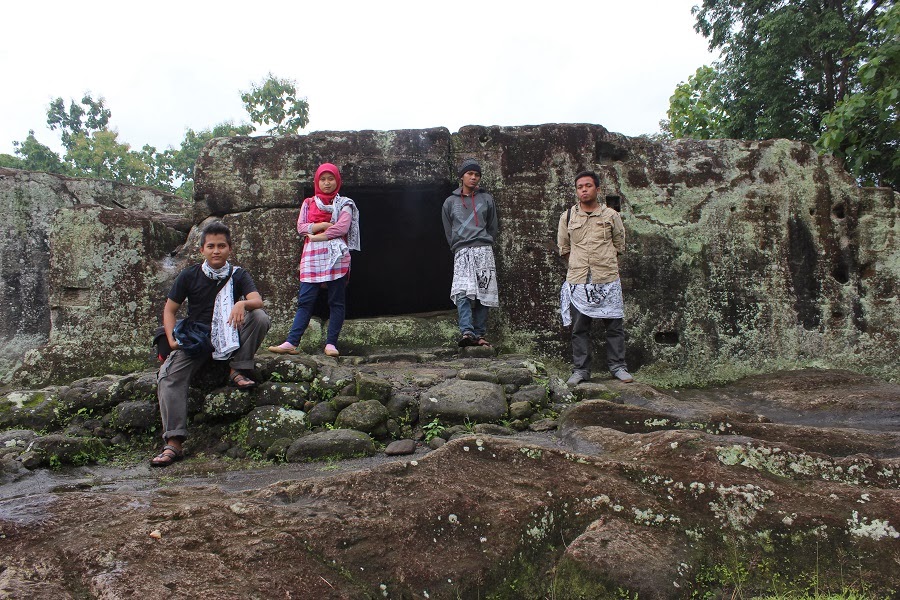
[308,183,456,320]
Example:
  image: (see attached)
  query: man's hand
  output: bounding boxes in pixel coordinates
[228,301,247,327]
[167,336,180,351]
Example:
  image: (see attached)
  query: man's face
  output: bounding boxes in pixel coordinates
[200,233,232,269]
[575,176,599,203]
[461,170,481,191]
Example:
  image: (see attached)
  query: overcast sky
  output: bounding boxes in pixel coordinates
[1,0,717,156]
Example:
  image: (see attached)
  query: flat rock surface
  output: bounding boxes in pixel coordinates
[1,369,898,599]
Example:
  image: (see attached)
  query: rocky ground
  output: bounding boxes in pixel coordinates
[1,351,899,599]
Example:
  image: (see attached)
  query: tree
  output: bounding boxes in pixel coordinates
[665,0,895,187]
[160,121,254,198]
[7,77,310,194]
[818,3,899,188]
[666,65,730,139]
[66,130,152,185]
[6,130,69,174]
[241,73,310,135]
[46,94,111,150]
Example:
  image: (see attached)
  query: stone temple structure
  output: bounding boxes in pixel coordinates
[1,123,897,386]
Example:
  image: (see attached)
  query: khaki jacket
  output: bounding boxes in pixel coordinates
[557,203,625,284]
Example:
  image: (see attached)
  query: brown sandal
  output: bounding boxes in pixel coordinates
[458,333,478,347]
[229,371,257,389]
[476,337,492,347]
[150,444,184,468]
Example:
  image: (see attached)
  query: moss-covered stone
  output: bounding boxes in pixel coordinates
[0,389,61,430]
[203,388,255,419]
[239,406,308,451]
[354,372,392,403]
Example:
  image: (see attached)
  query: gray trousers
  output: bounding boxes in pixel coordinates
[157,309,271,441]
[570,305,627,377]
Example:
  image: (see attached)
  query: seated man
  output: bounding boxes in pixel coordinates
[151,221,270,467]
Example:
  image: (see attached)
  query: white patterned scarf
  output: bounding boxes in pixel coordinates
[560,277,625,326]
[202,261,241,360]
[450,246,500,307]
[314,195,361,269]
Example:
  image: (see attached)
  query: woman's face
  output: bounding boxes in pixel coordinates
[318,172,338,194]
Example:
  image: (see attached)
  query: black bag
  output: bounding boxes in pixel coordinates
[151,266,234,362]
[152,326,171,362]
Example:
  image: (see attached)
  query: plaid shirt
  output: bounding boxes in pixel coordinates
[297,198,352,283]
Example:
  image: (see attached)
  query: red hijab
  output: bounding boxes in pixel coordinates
[313,163,341,203]
[306,163,342,224]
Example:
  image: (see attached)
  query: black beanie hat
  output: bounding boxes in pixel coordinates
[458,158,482,177]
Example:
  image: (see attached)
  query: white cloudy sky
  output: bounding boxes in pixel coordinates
[1,0,717,156]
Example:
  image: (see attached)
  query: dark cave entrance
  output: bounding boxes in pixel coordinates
[308,182,457,320]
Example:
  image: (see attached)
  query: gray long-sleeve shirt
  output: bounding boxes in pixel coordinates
[441,187,498,253]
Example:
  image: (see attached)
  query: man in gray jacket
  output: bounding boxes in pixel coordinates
[441,158,499,347]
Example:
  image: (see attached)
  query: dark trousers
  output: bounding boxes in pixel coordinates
[286,276,347,347]
[571,305,627,377]
[157,309,270,441]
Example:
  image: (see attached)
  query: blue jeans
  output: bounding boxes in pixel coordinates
[286,276,347,346]
[455,294,489,338]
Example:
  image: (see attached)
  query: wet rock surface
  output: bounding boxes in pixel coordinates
[1,366,898,598]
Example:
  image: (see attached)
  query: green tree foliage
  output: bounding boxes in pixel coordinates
[241,73,310,135]
[160,121,254,198]
[666,65,729,139]
[6,75,308,194]
[47,94,111,150]
[66,130,153,185]
[818,3,899,188]
[3,130,69,174]
[666,0,896,188]
[0,154,22,169]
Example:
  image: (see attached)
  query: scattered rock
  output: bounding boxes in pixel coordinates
[110,400,157,432]
[0,389,62,430]
[254,381,310,408]
[259,355,318,383]
[203,388,256,418]
[332,395,358,411]
[420,379,508,424]
[384,439,417,456]
[307,402,338,427]
[285,429,376,461]
[355,372,392,402]
[29,434,106,467]
[473,423,516,436]
[510,384,549,407]
[528,418,558,432]
[335,400,389,434]
[458,369,499,383]
[458,345,495,358]
[240,406,308,451]
[508,401,533,420]
[385,393,417,421]
[495,368,534,387]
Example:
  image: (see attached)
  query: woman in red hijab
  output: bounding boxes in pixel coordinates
[269,163,360,357]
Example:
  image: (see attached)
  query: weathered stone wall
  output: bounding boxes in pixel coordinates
[192,124,900,380]
[449,126,899,379]
[4,124,898,386]
[0,168,191,384]
[192,128,454,337]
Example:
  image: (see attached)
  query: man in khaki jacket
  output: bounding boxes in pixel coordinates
[557,170,633,385]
